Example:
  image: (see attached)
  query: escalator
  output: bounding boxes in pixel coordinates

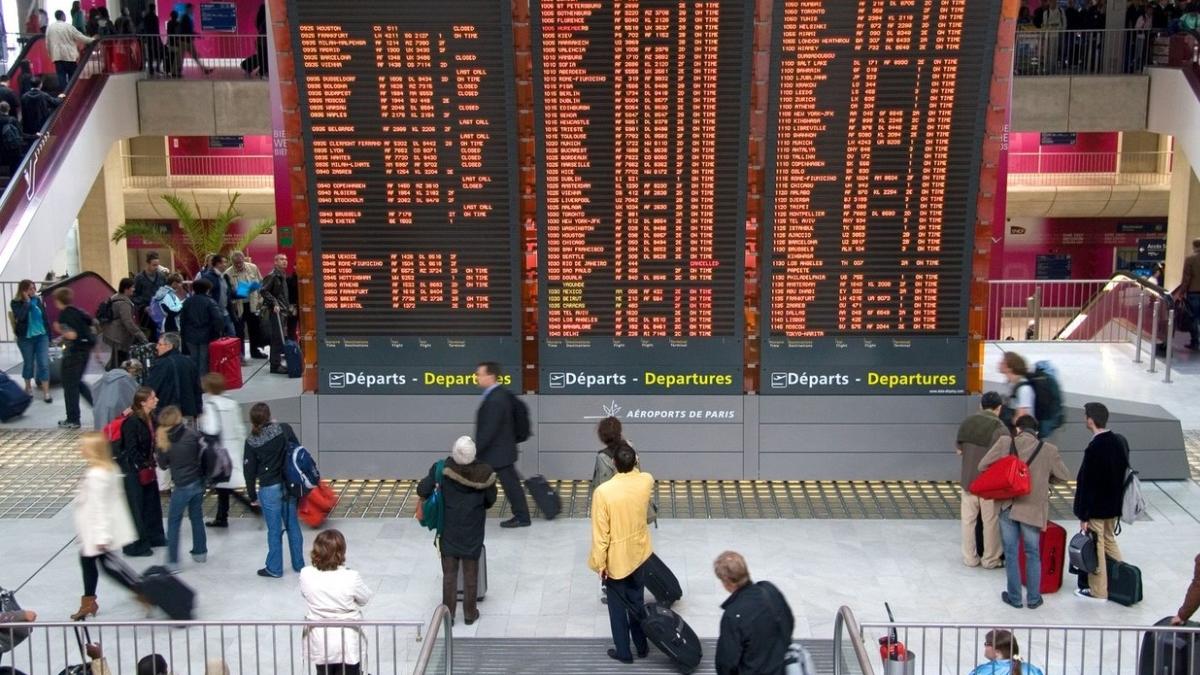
[1053,272,1176,345]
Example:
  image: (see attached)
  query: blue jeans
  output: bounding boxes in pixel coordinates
[604,566,648,661]
[999,507,1042,606]
[166,480,207,566]
[259,483,303,576]
[17,333,49,383]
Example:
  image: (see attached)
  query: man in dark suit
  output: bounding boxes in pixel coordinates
[474,361,530,528]
[1073,401,1130,601]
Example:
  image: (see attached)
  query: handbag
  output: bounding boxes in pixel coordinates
[969,439,1044,500]
[137,466,157,486]
[1069,531,1099,574]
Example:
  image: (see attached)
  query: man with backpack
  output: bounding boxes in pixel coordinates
[714,551,795,675]
[474,361,530,528]
[133,252,169,339]
[0,101,23,176]
[999,352,1064,438]
[1073,402,1130,601]
[99,277,148,370]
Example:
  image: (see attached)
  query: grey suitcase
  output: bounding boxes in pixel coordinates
[456,544,487,601]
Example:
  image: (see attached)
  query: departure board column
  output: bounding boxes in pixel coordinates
[762,0,997,395]
[290,0,521,394]
[532,0,752,394]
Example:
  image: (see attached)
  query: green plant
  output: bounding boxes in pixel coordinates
[111,192,275,277]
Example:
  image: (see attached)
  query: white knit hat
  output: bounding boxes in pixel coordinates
[452,435,476,464]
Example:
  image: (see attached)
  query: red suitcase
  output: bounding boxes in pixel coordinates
[208,337,243,390]
[1018,521,1067,594]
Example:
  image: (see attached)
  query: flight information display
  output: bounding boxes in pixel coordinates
[289,0,521,394]
[761,0,998,395]
[531,0,752,394]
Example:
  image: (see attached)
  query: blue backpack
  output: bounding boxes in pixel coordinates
[148,286,169,329]
[284,441,320,498]
[417,459,446,536]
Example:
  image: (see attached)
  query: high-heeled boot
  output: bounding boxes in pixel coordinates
[70,595,98,620]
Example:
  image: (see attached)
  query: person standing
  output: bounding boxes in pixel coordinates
[20,76,63,136]
[300,530,374,674]
[69,433,142,620]
[228,251,265,358]
[260,253,292,375]
[1171,554,1200,625]
[200,254,237,339]
[179,278,224,376]
[1073,402,1130,601]
[101,277,149,371]
[10,279,52,403]
[52,287,96,430]
[956,391,1009,569]
[588,445,655,664]
[980,415,1071,609]
[141,6,164,75]
[116,387,166,557]
[144,332,202,418]
[153,273,187,335]
[713,551,795,675]
[200,373,252,528]
[134,252,169,338]
[244,402,304,578]
[1175,237,1200,350]
[46,10,93,88]
[92,359,141,430]
[0,102,22,176]
[474,361,529,528]
[416,436,497,626]
[155,405,208,570]
[69,1,85,33]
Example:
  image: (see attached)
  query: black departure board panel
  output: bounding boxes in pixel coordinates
[761,0,998,395]
[290,0,521,394]
[532,0,752,394]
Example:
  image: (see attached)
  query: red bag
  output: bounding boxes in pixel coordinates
[208,337,243,390]
[969,440,1043,500]
[298,480,337,528]
[103,413,128,442]
[1019,521,1067,594]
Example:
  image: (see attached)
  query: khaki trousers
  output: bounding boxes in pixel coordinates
[961,489,1002,567]
[1087,517,1123,598]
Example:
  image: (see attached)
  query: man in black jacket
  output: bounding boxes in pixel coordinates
[51,286,95,429]
[179,278,224,375]
[133,251,169,338]
[20,76,62,135]
[260,253,291,374]
[145,332,201,417]
[1073,401,1130,601]
[714,551,794,675]
[474,361,530,528]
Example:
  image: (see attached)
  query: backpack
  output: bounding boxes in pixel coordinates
[103,413,127,443]
[784,642,818,675]
[417,459,446,536]
[1020,361,1064,432]
[148,286,169,328]
[511,391,532,443]
[284,440,320,498]
[95,297,115,325]
[0,120,21,158]
[1120,435,1147,525]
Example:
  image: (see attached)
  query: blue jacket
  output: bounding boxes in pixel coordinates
[969,660,1045,675]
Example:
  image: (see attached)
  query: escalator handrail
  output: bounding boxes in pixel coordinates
[1110,271,1174,305]
[411,604,453,675]
[832,605,875,675]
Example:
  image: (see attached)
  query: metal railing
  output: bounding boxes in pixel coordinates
[1014,27,1168,76]
[833,606,875,675]
[128,33,268,80]
[411,605,453,675]
[852,619,1200,675]
[1007,150,1173,187]
[0,617,428,675]
[987,279,1116,342]
[123,154,274,190]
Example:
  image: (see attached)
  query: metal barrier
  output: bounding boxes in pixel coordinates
[0,617,428,675]
[123,154,274,190]
[987,279,1115,342]
[1014,28,1162,76]
[128,33,267,79]
[853,620,1200,675]
[411,605,453,675]
[1007,150,1173,187]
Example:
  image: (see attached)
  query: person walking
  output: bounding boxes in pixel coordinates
[69,432,142,620]
[260,254,292,374]
[416,436,497,626]
[177,4,212,75]
[116,387,166,557]
[244,402,304,578]
[967,630,1045,675]
[144,332,202,418]
[179,278,224,376]
[155,405,208,570]
[1175,237,1200,350]
[200,373,252,528]
[998,352,1034,431]
[46,9,93,88]
[1073,402,1130,601]
[10,279,52,403]
[713,551,795,675]
[474,361,529,528]
[92,359,141,430]
[300,530,373,674]
[228,251,265,359]
[980,415,1071,609]
[588,445,655,664]
[956,391,1009,569]
[52,286,96,430]
[101,278,148,371]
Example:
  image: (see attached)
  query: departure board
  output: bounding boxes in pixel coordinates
[289,0,521,394]
[761,0,998,395]
[532,0,752,394]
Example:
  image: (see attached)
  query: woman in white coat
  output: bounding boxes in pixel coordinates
[70,433,141,620]
[200,372,251,528]
[300,529,373,675]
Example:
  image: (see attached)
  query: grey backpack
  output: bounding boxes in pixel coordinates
[1120,435,1147,525]
[784,642,818,675]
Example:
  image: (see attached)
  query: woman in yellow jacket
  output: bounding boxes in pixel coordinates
[588,446,654,664]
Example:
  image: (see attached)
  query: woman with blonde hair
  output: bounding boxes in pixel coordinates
[155,405,207,570]
[70,433,141,620]
[300,529,373,674]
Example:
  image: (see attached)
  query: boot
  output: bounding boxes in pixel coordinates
[70,596,98,620]
[462,558,480,624]
[440,556,459,623]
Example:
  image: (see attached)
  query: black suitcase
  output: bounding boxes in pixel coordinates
[1139,617,1200,675]
[0,372,31,422]
[1108,558,1144,607]
[456,544,488,601]
[639,602,703,674]
[642,552,683,607]
[524,475,561,520]
[140,565,195,620]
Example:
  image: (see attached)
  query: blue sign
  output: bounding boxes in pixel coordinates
[1036,254,1072,280]
[200,2,237,32]
[1039,132,1077,146]
[1137,238,1166,261]
[209,136,244,149]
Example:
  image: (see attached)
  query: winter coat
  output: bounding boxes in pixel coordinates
[10,295,50,339]
[1073,430,1130,521]
[201,393,247,489]
[244,422,297,502]
[299,566,374,666]
[116,414,155,476]
[979,432,1071,530]
[73,465,137,557]
[145,349,202,417]
[716,581,795,675]
[956,411,1009,488]
[475,386,518,469]
[133,269,168,309]
[156,424,203,487]
[91,368,138,430]
[417,458,497,559]
[180,293,224,346]
[101,294,147,352]
[20,88,61,135]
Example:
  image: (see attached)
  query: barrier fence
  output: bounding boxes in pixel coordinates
[1007,151,1173,187]
[123,154,274,190]
[1014,27,1197,76]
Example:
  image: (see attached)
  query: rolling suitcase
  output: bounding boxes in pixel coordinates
[0,372,31,422]
[612,587,702,675]
[140,565,195,620]
[1018,521,1066,594]
[276,313,303,378]
[642,552,683,607]
[1139,617,1200,675]
[524,475,561,520]
[208,337,242,389]
[1108,559,1144,607]
[456,544,488,601]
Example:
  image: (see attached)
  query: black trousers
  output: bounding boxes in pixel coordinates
[268,311,285,369]
[123,472,165,549]
[61,349,92,425]
[80,553,138,597]
[214,487,255,521]
[237,305,266,353]
[495,464,529,522]
[314,665,359,675]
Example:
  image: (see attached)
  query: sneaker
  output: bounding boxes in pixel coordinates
[606,649,633,665]
[122,544,153,557]
[205,520,229,528]
[57,420,80,429]
[500,517,531,529]
[256,568,281,578]
[1075,588,1105,601]
[1027,597,1044,609]
[191,552,207,563]
[1001,591,1023,609]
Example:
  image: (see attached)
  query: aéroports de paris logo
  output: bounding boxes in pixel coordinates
[583,400,622,420]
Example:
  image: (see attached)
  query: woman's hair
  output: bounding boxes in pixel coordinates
[17,279,34,294]
[597,416,623,449]
[202,372,226,396]
[155,406,183,450]
[311,529,347,571]
[1002,352,1029,377]
[80,432,116,469]
[986,630,1022,674]
[131,387,155,425]
[249,402,272,434]
[136,653,169,675]
[167,273,184,286]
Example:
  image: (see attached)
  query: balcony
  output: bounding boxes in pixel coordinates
[123,153,273,190]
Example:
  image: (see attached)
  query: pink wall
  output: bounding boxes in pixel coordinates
[167,135,272,175]
[1008,131,1121,173]
[153,0,262,57]
[1000,217,1166,280]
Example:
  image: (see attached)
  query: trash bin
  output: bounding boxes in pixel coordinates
[882,652,917,675]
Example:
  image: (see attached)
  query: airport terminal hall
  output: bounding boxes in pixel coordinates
[7,0,1200,673]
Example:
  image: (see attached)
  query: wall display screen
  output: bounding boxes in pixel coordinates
[289,0,521,394]
[531,0,752,394]
[761,0,999,395]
